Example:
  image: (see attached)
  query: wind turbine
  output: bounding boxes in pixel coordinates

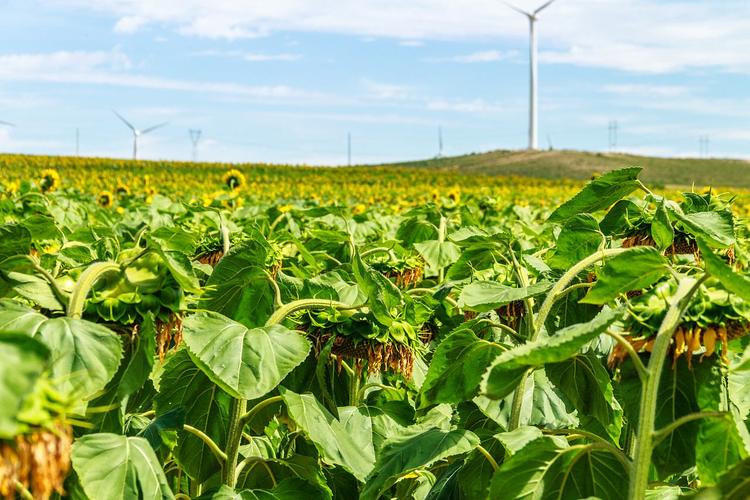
[189,129,202,162]
[112,110,168,160]
[504,0,558,150]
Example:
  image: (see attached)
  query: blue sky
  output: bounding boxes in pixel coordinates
[0,0,749,164]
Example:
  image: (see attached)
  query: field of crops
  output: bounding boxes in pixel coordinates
[2,156,750,499]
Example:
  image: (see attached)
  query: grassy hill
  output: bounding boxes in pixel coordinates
[384,149,750,189]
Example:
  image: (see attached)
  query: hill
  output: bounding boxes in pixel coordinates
[383,149,750,189]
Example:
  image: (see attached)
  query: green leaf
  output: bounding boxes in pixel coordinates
[699,239,750,301]
[0,333,49,438]
[117,313,156,399]
[361,426,480,500]
[488,435,628,500]
[352,252,403,326]
[155,349,231,481]
[0,224,31,260]
[458,280,551,312]
[208,479,320,500]
[482,308,622,400]
[183,312,311,400]
[413,239,461,277]
[548,214,604,269]
[280,388,375,482]
[419,327,504,407]
[581,247,669,305]
[203,240,275,328]
[651,201,674,251]
[708,457,750,499]
[72,433,174,500]
[548,167,642,223]
[546,352,623,442]
[673,210,735,248]
[0,301,122,401]
[156,249,201,293]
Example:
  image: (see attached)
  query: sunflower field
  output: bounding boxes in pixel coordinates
[2,156,750,499]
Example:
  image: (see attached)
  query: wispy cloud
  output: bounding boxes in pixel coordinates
[427,98,504,113]
[428,50,513,63]
[0,49,322,101]
[194,49,301,62]
[361,79,413,100]
[602,84,691,98]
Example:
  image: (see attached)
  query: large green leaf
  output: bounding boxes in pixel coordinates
[482,308,622,400]
[202,239,275,328]
[705,457,750,499]
[673,210,735,248]
[413,239,461,277]
[0,223,32,260]
[419,327,504,407]
[352,252,403,326]
[155,349,231,481]
[208,479,320,500]
[0,333,50,438]
[581,247,669,305]
[361,426,479,500]
[458,280,551,312]
[71,433,174,500]
[488,434,628,500]
[651,201,674,251]
[699,239,750,301]
[183,312,310,400]
[548,214,604,269]
[547,167,642,223]
[280,388,375,481]
[0,301,122,400]
[546,352,623,442]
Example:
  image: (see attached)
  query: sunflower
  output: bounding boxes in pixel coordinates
[446,187,461,204]
[39,169,60,193]
[3,180,18,195]
[97,191,114,208]
[223,169,246,191]
[115,183,130,197]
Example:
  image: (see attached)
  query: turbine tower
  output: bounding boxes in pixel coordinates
[189,129,202,162]
[113,110,168,160]
[505,0,558,150]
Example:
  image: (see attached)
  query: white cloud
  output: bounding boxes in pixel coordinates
[243,52,301,62]
[361,79,413,100]
[0,49,323,101]
[602,84,691,98]
[427,98,504,113]
[428,49,512,63]
[45,0,750,73]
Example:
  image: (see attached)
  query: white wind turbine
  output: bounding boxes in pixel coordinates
[113,110,168,160]
[504,0,558,150]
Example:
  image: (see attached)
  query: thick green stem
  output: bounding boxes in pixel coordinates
[67,261,120,318]
[628,277,706,500]
[534,248,628,334]
[605,330,648,382]
[222,398,248,487]
[652,411,727,447]
[360,246,393,258]
[508,368,533,431]
[475,445,500,471]
[20,255,69,307]
[265,298,359,326]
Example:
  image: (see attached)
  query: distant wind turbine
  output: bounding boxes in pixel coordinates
[504,0,558,150]
[0,120,15,127]
[113,110,168,160]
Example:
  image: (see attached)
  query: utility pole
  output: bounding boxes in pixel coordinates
[608,120,618,152]
[437,126,443,158]
[189,129,202,162]
[347,132,351,166]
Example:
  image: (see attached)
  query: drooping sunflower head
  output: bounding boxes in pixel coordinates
[39,169,60,193]
[2,180,18,195]
[223,169,246,191]
[97,190,114,208]
[430,189,440,202]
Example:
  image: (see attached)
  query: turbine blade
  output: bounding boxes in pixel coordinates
[141,122,168,134]
[112,110,135,132]
[0,120,15,127]
[534,0,557,15]
[503,1,532,17]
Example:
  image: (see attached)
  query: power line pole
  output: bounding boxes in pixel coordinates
[608,120,618,152]
[189,129,202,162]
[437,126,443,158]
[347,132,351,166]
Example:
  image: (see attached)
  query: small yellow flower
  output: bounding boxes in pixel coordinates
[279,204,293,213]
[223,169,246,191]
[447,187,461,204]
[39,169,60,192]
[41,242,61,254]
[352,203,366,215]
[97,191,114,208]
[116,183,130,196]
[3,181,18,195]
